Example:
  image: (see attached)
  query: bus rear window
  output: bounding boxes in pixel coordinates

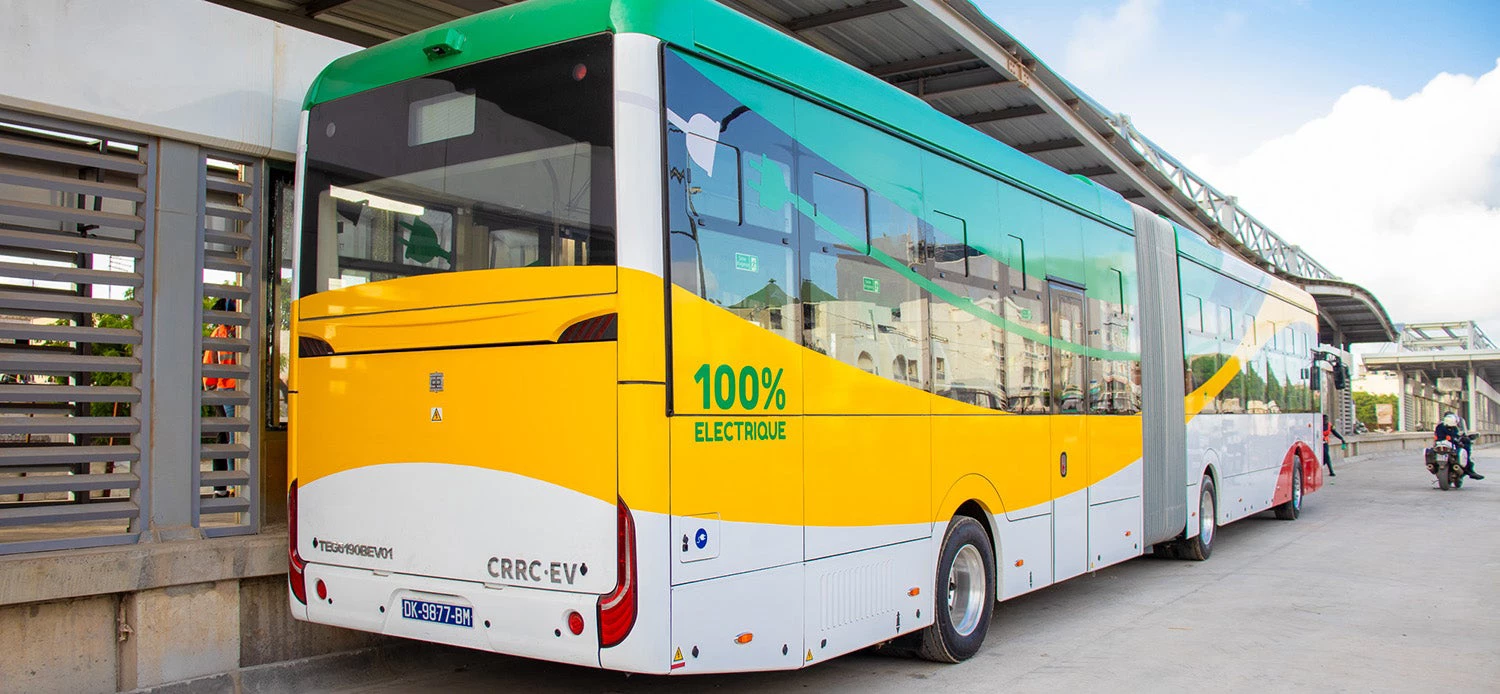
[299,35,616,296]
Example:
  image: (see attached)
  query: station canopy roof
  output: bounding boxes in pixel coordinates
[1299,279,1398,347]
[209,0,1398,344]
[1364,322,1500,387]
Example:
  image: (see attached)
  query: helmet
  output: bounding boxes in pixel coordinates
[1443,413,1457,427]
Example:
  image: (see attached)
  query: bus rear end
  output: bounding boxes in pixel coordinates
[288,34,649,668]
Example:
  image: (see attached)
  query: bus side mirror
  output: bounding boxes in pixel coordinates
[1311,368,1322,391]
[1334,366,1348,390]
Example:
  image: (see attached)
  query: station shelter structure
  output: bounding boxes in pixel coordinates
[1363,321,1500,433]
[0,1,1399,691]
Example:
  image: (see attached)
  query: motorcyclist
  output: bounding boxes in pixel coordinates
[1435,413,1483,480]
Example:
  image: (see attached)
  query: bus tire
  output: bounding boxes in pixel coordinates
[917,516,994,663]
[1274,462,1302,521]
[1180,475,1217,561]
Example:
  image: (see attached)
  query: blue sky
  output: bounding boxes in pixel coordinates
[973,0,1500,340]
[976,0,1500,162]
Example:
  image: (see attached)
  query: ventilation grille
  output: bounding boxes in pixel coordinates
[819,560,894,631]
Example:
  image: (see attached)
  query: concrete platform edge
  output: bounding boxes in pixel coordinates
[0,531,288,607]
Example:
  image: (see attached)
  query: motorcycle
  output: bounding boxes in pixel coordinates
[1424,436,1474,490]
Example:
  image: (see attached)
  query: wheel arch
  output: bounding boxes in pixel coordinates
[934,474,1003,591]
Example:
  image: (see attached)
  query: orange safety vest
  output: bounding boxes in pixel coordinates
[1322,422,1331,443]
[203,324,237,390]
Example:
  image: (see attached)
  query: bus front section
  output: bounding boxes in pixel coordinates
[288,33,665,670]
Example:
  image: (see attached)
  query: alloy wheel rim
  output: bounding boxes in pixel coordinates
[1200,487,1215,545]
[1293,468,1303,509]
[947,544,986,637]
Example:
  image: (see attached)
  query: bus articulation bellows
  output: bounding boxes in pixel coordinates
[288,0,1323,674]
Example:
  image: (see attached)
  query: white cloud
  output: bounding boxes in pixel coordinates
[1062,0,1162,83]
[1195,59,1500,336]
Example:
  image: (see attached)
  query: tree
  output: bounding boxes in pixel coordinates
[1354,391,1398,431]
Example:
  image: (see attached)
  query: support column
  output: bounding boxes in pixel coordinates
[144,140,203,542]
[1468,362,1478,429]
[1396,368,1407,431]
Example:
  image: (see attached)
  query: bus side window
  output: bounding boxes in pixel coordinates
[809,173,868,251]
[1183,294,1204,333]
[796,99,926,390]
[803,173,892,375]
[663,50,798,344]
[1083,223,1139,416]
[1245,354,1268,413]
[1215,303,1241,414]
[993,188,1048,414]
[685,134,742,224]
[1266,353,1287,413]
[1181,281,1217,411]
[928,209,1005,409]
[923,152,1007,409]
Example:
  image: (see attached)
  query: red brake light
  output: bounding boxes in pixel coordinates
[289,480,307,605]
[567,610,585,636]
[596,497,637,648]
[559,313,617,343]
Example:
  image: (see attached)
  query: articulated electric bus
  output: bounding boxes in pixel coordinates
[288,0,1322,674]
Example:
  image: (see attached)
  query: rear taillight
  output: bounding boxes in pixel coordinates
[289,480,307,605]
[559,313,617,343]
[597,497,637,648]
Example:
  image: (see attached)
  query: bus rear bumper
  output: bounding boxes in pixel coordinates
[301,562,603,668]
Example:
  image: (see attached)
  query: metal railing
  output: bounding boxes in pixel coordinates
[1101,113,1339,281]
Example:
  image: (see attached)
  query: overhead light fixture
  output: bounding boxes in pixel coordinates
[329,185,426,216]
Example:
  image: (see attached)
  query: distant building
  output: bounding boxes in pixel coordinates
[1354,367,1400,397]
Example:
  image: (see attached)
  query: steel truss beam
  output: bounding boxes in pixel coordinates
[892,66,1010,98]
[787,0,905,32]
[1063,165,1115,178]
[959,104,1045,125]
[1016,137,1083,155]
[867,50,977,77]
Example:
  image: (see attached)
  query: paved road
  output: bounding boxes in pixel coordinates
[302,448,1500,693]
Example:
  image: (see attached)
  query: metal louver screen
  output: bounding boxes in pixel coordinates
[198,153,259,536]
[0,115,150,553]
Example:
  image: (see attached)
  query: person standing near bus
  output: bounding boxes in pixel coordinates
[1322,415,1346,477]
[203,299,238,496]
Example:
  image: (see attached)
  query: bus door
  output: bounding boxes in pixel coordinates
[1048,281,1091,581]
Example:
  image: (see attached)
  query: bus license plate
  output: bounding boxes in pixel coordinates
[400,598,473,628]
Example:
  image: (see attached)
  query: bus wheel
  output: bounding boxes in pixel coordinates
[1274,462,1303,521]
[1181,475,1217,561]
[917,516,994,663]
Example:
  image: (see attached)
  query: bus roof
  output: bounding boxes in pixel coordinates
[1174,221,1318,314]
[303,0,1131,230]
